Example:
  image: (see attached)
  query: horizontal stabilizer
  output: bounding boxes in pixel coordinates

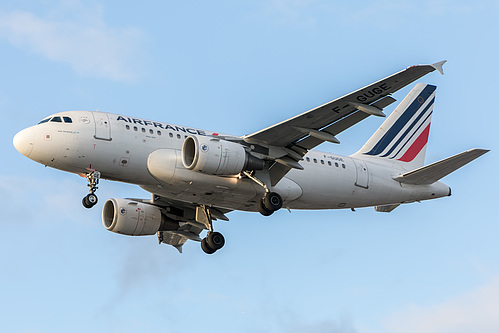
[393,148,489,185]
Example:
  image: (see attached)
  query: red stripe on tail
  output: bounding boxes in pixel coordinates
[397,124,431,162]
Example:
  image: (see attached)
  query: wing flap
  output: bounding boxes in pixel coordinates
[159,231,189,253]
[374,204,400,213]
[393,149,489,185]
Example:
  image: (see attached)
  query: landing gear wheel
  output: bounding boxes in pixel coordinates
[82,193,98,209]
[82,196,92,208]
[207,232,225,250]
[201,238,216,254]
[258,199,274,216]
[264,192,283,211]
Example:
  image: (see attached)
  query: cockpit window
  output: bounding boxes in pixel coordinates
[63,116,72,123]
[37,118,51,124]
[50,116,62,122]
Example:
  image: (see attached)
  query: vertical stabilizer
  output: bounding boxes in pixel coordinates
[353,83,436,170]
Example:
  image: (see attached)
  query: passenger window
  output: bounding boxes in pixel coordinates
[313,158,317,163]
[169,133,173,138]
[157,131,162,136]
[134,126,138,131]
[328,161,332,166]
[177,134,181,139]
[321,160,324,165]
[63,117,72,123]
[306,157,310,162]
[125,125,130,130]
[149,129,153,134]
[342,164,346,169]
[141,128,146,133]
[335,162,339,167]
[38,118,51,124]
[50,116,62,122]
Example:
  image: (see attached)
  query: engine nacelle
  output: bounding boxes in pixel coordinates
[182,136,264,175]
[102,198,162,236]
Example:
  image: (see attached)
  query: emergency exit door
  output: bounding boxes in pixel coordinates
[353,159,369,189]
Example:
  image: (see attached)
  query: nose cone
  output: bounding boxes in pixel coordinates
[13,128,34,157]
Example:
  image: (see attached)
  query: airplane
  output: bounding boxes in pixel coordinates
[13,60,489,254]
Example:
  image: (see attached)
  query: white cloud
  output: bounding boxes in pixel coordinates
[259,0,319,27]
[383,277,499,333]
[0,2,144,81]
[262,0,494,29]
[286,316,358,333]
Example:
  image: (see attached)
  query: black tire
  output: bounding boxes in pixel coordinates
[82,196,92,209]
[264,192,282,211]
[201,238,216,254]
[258,199,274,216]
[207,232,225,250]
[86,193,98,206]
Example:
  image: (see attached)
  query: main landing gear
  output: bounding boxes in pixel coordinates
[201,232,225,255]
[198,205,226,255]
[82,170,100,209]
[242,171,283,216]
[257,192,283,216]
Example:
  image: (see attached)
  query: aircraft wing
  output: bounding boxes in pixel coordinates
[244,61,446,185]
[131,194,232,253]
[245,61,445,149]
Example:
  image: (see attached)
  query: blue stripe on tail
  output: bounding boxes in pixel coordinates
[380,97,434,158]
[364,85,436,156]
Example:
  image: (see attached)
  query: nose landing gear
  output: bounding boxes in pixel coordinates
[82,171,100,209]
[82,193,98,208]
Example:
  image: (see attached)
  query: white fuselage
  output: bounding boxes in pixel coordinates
[13,111,451,212]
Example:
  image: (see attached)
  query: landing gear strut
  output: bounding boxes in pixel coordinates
[82,171,100,209]
[198,205,226,254]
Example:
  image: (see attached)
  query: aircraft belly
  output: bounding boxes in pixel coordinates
[142,176,259,211]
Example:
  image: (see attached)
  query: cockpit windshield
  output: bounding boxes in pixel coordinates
[37,116,73,125]
[37,118,51,124]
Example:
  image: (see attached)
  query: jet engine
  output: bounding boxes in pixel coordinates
[102,198,163,236]
[182,136,264,175]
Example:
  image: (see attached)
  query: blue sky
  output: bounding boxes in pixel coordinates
[1,1,498,332]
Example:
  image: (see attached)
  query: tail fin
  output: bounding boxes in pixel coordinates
[353,83,436,170]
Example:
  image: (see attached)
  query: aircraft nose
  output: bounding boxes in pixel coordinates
[13,128,34,157]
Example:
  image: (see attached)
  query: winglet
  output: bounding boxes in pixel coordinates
[431,60,447,75]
